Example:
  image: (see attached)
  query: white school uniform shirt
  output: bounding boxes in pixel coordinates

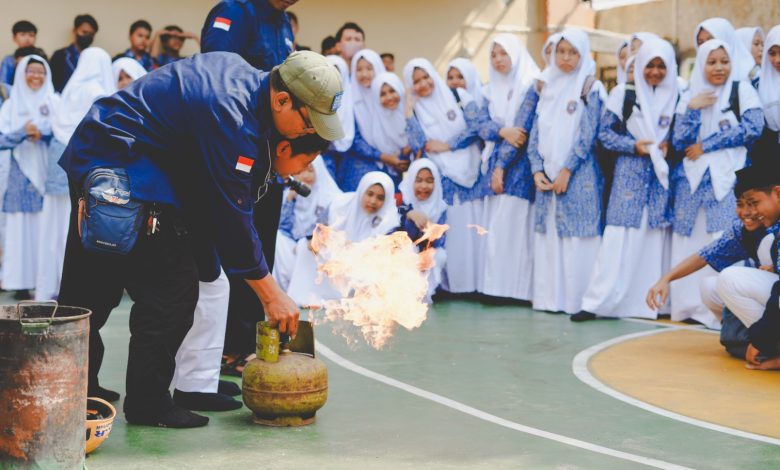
[328,171,399,242]
[290,156,342,240]
[758,25,780,133]
[536,28,605,181]
[326,55,355,152]
[677,39,761,201]
[0,55,57,196]
[694,18,755,81]
[52,47,116,145]
[350,49,387,143]
[112,57,147,85]
[607,38,678,189]
[447,58,484,108]
[403,58,481,188]
[364,72,408,155]
[399,158,447,223]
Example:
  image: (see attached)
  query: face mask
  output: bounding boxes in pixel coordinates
[342,42,363,59]
[76,34,94,50]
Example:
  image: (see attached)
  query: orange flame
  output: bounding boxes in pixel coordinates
[309,223,448,349]
[467,224,489,236]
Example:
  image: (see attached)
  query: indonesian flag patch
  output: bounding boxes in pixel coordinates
[213,17,232,31]
[235,155,254,173]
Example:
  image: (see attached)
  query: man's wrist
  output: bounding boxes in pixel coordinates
[246,274,281,304]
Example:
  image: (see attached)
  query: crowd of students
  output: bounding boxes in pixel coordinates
[0,13,780,369]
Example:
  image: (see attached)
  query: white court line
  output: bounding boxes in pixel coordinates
[316,340,692,470]
[572,327,780,447]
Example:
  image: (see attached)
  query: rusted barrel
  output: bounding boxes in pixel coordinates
[0,302,91,469]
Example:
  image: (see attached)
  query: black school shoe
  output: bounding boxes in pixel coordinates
[218,380,242,397]
[88,385,121,403]
[570,311,597,322]
[126,404,209,428]
[173,389,243,412]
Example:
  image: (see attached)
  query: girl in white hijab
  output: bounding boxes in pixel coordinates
[579,39,679,321]
[616,40,630,85]
[398,158,448,298]
[695,18,755,81]
[286,171,399,305]
[736,27,765,85]
[479,33,540,300]
[446,58,484,107]
[527,28,607,315]
[273,156,342,291]
[321,54,355,180]
[403,57,483,294]
[0,55,56,297]
[755,25,780,157]
[340,49,402,192]
[364,72,413,186]
[112,57,148,90]
[669,38,763,328]
[37,47,116,301]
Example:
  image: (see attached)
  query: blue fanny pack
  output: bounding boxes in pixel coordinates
[80,168,146,255]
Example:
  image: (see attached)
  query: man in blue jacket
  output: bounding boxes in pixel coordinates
[58,50,343,428]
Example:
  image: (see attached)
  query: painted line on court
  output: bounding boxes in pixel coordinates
[621,317,718,334]
[572,328,780,447]
[316,340,692,470]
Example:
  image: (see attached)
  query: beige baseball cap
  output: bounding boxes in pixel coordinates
[278,51,345,141]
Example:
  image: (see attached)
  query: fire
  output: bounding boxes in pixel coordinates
[308,223,447,349]
[467,224,489,236]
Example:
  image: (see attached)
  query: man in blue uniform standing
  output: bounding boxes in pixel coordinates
[201,0,300,372]
[58,50,344,428]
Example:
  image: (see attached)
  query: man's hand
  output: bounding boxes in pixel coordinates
[246,275,300,338]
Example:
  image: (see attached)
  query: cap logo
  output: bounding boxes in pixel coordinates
[331,91,343,113]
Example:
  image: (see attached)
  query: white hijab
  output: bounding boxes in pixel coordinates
[536,28,604,181]
[326,55,355,152]
[694,18,755,81]
[399,158,447,223]
[737,26,765,81]
[350,49,386,140]
[608,38,678,189]
[403,58,482,188]
[486,33,540,127]
[112,57,147,84]
[0,54,56,195]
[52,47,115,145]
[541,33,562,68]
[291,156,342,240]
[759,25,780,132]
[447,58,484,107]
[616,40,629,85]
[328,171,399,242]
[679,39,759,201]
[365,72,408,154]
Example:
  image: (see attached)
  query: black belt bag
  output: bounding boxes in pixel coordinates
[81,168,146,255]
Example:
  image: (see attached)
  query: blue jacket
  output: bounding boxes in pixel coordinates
[59,52,275,282]
[201,0,294,70]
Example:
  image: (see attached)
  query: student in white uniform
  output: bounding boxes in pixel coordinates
[112,57,147,90]
[669,39,763,328]
[322,54,355,179]
[286,171,399,306]
[694,18,755,81]
[576,39,678,321]
[616,39,629,85]
[445,58,485,108]
[754,25,780,160]
[0,55,56,299]
[42,47,115,301]
[527,28,606,314]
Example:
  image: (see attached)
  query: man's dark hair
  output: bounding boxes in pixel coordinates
[269,68,305,110]
[321,36,337,55]
[130,20,152,35]
[14,46,47,61]
[12,21,37,36]
[290,133,330,155]
[380,52,394,61]
[335,22,364,42]
[74,14,99,32]
[287,11,299,26]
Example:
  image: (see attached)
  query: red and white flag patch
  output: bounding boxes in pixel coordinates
[213,17,232,31]
[235,155,254,173]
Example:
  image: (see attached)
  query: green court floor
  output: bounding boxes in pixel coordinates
[85,297,780,469]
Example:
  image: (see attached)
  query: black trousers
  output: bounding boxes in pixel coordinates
[223,183,283,355]
[58,182,199,416]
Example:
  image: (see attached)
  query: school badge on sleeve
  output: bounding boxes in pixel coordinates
[566,100,578,114]
[235,155,254,173]
[213,17,232,31]
[447,110,457,121]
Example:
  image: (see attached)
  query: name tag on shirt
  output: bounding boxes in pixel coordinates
[236,155,254,173]
[213,17,232,31]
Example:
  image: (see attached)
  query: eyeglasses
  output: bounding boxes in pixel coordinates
[297,107,316,133]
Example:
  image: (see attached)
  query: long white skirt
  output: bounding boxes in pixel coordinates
[35,195,71,301]
[481,194,533,300]
[426,248,447,299]
[670,209,721,329]
[272,232,297,292]
[443,198,485,293]
[286,238,341,306]
[580,209,669,319]
[3,211,41,290]
[532,197,600,314]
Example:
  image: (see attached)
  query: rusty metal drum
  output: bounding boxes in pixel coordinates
[0,302,91,469]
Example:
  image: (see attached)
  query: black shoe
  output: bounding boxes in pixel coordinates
[173,389,243,412]
[570,311,597,322]
[88,386,121,403]
[13,290,32,300]
[126,405,209,428]
[218,380,242,397]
